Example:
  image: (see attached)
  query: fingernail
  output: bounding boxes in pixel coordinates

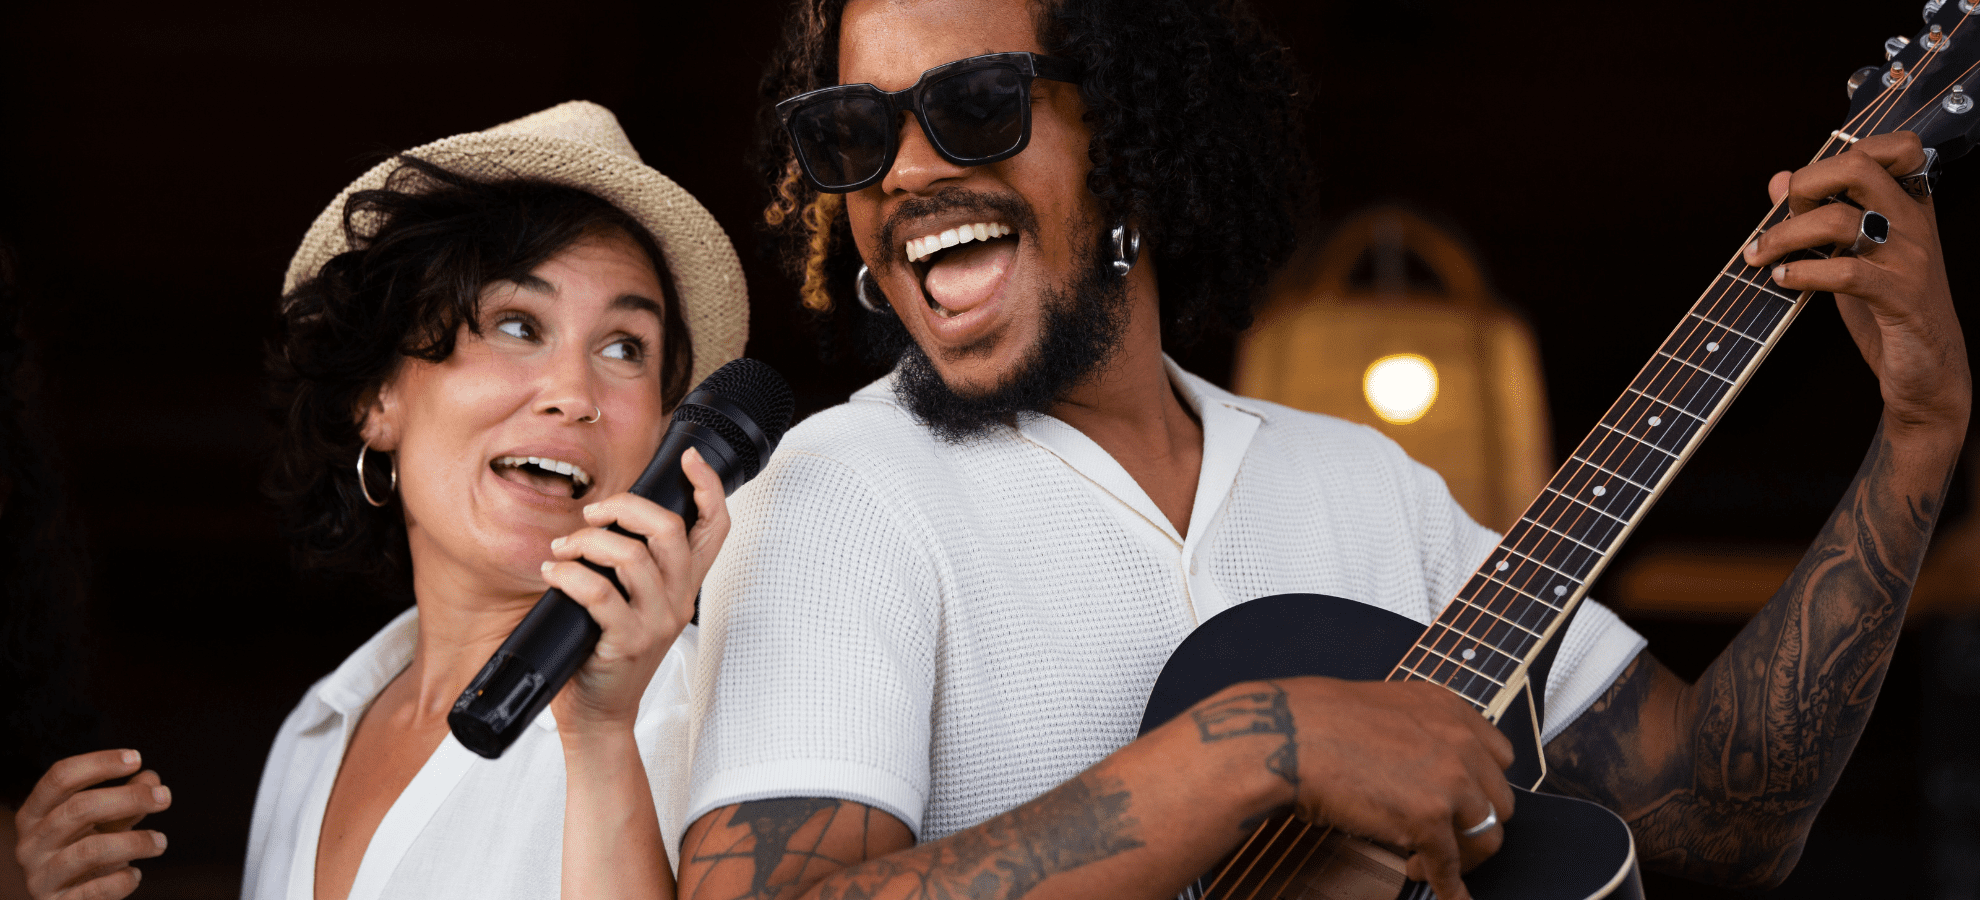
[152,831,167,850]
[1746,239,1760,263]
[152,785,170,805]
[1774,264,1790,284]
[132,867,143,883]
[550,536,566,551]
[541,561,555,573]
[122,749,140,766]
[583,503,599,517]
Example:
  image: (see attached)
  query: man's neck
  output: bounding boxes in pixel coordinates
[1046,270,1204,537]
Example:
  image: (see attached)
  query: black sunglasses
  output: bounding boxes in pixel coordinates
[777,51,1084,194]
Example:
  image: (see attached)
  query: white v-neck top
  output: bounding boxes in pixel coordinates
[687,361,1645,845]
[242,607,697,900]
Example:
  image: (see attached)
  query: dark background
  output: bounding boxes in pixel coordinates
[4,0,1977,897]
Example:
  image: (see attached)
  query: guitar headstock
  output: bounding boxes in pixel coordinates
[1843,2,1980,158]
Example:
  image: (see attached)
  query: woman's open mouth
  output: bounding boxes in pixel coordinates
[492,455,594,500]
[905,221,1019,319]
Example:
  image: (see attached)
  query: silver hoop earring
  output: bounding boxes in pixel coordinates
[855,264,892,315]
[577,406,603,424]
[356,442,396,508]
[1110,223,1141,277]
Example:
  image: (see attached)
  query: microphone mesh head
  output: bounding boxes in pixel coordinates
[677,358,794,478]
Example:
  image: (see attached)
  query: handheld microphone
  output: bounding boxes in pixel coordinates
[448,358,794,758]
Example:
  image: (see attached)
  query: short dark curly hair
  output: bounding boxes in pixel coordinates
[265,157,693,591]
[757,0,1310,349]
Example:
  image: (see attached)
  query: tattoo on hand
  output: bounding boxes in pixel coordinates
[1193,682,1300,787]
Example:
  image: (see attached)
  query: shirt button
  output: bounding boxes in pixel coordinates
[1190,558,1200,575]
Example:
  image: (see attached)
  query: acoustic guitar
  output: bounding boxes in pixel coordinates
[1138,5,1980,898]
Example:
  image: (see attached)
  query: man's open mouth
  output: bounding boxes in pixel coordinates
[904,221,1019,318]
[492,455,595,500]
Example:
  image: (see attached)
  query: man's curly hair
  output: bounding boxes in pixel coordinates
[757,0,1311,349]
[265,158,692,593]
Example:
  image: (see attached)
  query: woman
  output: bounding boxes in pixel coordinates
[10,101,750,900]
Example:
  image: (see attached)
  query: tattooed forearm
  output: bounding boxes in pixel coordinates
[683,775,1146,900]
[814,774,1145,900]
[1192,683,1299,786]
[1546,426,1957,889]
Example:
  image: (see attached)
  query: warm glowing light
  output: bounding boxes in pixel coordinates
[1362,354,1439,424]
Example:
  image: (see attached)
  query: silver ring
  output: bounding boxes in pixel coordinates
[1459,804,1499,838]
[1848,209,1891,255]
[1898,147,1938,199]
[577,406,602,424]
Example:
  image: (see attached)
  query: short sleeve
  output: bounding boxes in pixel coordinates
[685,449,941,837]
[1396,449,1647,745]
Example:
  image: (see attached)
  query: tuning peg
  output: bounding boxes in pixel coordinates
[1887,35,1913,59]
[1948,85,1975,114]
[1926,0,1944,18]
[1848,65,1881,98]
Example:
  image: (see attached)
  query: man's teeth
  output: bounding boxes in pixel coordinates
[905,222,1013,263]
[495,455,592,487]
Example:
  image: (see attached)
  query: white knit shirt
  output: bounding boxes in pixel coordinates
[686,360,1645,844]
[243,608,698,900]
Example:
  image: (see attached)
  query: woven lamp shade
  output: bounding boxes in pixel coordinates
[1236,207,1552,532]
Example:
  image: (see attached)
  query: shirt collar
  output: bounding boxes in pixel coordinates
[291,605,560,734]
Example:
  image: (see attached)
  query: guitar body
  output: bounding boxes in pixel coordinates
[1140,594,1643,900]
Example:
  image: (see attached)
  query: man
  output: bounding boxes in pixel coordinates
[679,0,1970,897]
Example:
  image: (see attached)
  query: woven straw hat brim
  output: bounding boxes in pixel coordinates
[284,105,747,387]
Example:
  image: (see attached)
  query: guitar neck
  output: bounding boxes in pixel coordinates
[1387,173,1851,718]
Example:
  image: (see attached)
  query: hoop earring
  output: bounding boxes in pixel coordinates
[356,442,396,508]
[577,406,603,424]
[1110,223,1141,278]
[855,264,892,315]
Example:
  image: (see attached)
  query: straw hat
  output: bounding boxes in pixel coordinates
[284,100,747,386]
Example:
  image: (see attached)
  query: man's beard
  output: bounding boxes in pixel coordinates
[881,227,1132,443]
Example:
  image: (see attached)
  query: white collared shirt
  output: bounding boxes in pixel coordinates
[686,360,1645,845]
[242,607,698,900]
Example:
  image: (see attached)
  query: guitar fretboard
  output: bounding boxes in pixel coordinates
[1389,192,1838,715]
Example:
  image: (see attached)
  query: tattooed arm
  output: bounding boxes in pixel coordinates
[1545,132,1970,889]
[679,679,1519,900]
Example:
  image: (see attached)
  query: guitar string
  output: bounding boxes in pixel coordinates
[1206,171,1827,900]
[1864,9,1967,138]
[1199,59,1930,899]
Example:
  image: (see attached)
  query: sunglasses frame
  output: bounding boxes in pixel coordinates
[777,51,1084,194]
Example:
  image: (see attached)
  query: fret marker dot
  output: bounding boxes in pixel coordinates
[1495,560,1510,572]
[1648,416,1662,427]
[1461,648,1477,661]
[1554,585,1568,597]
[1592,485,1608,496]
[1706,341,1719,352]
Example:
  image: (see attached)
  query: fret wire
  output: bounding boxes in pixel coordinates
[1697,274,1791,333]
[1415,642,1510,687]
[1567,455,1653,493]
[1510,521,1599,581]
[1625,386,1706,422]
[1442,598,1543,655]
[1519,515,1609,556]
[1523,498,1622,559]
[1720,270,1801,303]
[1574,428,1675,495]
[1462,571,1565,620]
[1495,546,1580,586]
[1420,624,1517,675]
[1654,349,1737,385]
[1687,309,1765,345]
[1536,486,1628,526]
[1594,423,1677,461]
[1432,603,1534,658]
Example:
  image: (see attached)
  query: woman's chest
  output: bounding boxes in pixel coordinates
[313,699,449,900]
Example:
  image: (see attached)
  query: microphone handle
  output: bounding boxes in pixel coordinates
[448,422,741,758]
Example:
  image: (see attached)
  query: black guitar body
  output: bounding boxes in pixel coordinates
[1140,594,1644,900]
